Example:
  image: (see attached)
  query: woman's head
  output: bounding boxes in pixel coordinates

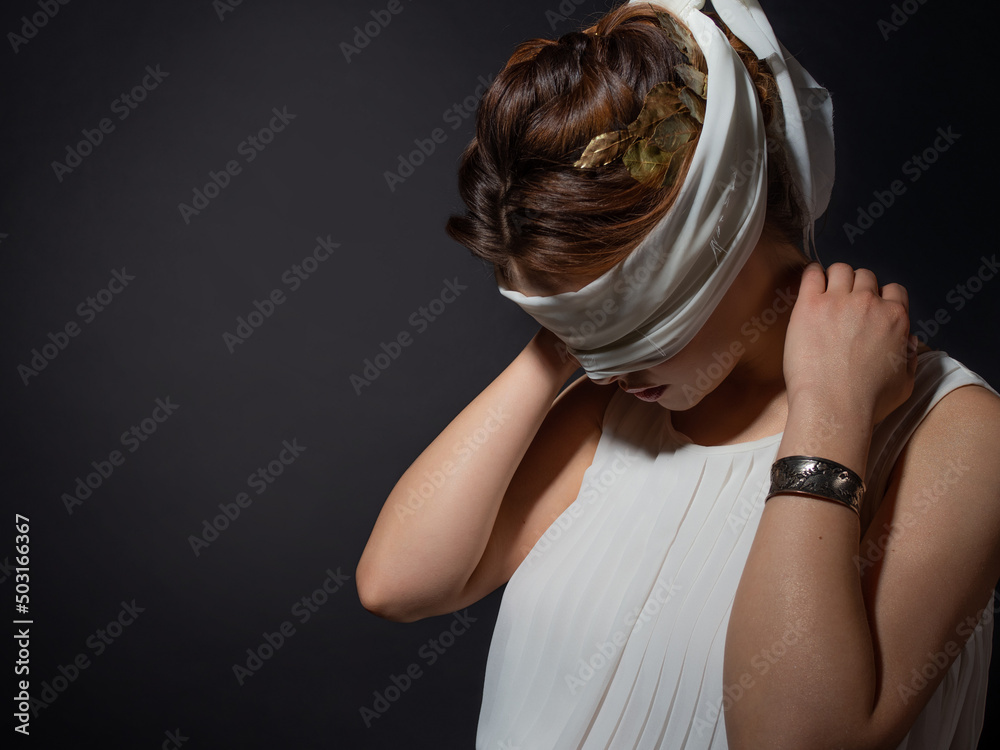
[445,2,808,296]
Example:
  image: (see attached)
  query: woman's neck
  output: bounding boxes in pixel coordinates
[669,241,808,446]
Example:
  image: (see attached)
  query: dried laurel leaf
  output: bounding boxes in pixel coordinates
[679,88,706,124]
[622,138,669,184]
[675,64,706,98]
[650,113,698,153]
[659,139,694,188]
[573,129,636,168]
[654,9,698,61]
[629,82,686,138]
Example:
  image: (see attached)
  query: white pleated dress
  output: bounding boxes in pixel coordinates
[476,351,998,749]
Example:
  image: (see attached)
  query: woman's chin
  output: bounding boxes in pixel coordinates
[659,383,711,412]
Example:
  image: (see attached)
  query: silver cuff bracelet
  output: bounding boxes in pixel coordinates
[765,455,866,517]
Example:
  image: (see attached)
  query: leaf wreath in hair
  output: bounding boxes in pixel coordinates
[573,10,706,187]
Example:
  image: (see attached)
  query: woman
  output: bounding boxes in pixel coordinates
[357,0,1000,747]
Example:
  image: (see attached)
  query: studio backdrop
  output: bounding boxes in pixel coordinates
[2,0,998,747]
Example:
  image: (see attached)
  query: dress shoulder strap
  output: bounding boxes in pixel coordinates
[861,351,999,533]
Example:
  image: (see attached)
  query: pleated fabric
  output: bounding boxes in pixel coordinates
[476,351,999,749]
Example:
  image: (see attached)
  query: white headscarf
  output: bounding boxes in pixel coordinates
[496,0,834,379]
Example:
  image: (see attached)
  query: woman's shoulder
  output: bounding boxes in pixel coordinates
[911,347,1000,446]
[906,356,1000,446]
[882,348,1000,500]
[879,347,999,453]
[861,348,999,532]
[870,349,1000,553]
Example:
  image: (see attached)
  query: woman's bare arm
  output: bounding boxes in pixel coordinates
[724,263,1000,749]
[356,328,614,622]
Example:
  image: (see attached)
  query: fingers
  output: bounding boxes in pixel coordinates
[798,261,828,296]
[880,281,909,312]
[818,263,908,312]
[852,267,879,294]
[824,262,878,294]
[823,262,855,294]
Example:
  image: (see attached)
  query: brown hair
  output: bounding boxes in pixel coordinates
[444,2,806,291]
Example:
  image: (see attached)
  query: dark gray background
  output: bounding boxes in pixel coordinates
[2,0,997,747]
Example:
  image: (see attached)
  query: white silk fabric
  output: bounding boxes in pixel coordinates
[495,0,835,379]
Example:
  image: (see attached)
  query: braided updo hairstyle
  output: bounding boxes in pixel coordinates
[445,2,806,292]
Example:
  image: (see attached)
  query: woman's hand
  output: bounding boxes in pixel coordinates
[782,262,919,426]
[527,326,581,383]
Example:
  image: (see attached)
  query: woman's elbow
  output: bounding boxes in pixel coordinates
[355,559,435,623]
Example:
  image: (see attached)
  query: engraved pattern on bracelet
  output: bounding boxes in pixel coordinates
[766,456,865,516]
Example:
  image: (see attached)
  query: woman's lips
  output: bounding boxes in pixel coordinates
[627,385,667,402]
